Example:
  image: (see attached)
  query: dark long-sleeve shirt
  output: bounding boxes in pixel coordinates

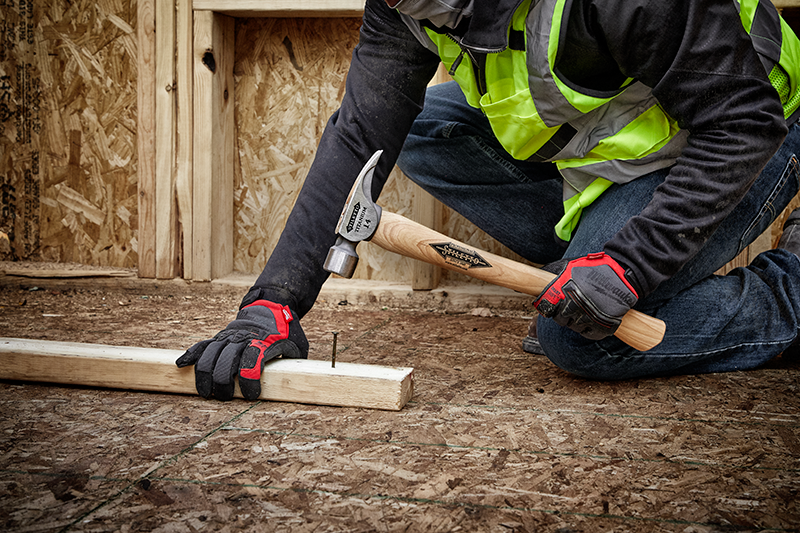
[248,0,788,314]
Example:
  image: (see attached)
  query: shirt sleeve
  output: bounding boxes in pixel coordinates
[582,0,788,297]
[246,0,440,315]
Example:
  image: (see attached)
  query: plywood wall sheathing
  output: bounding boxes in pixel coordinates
[0,0,139,268]
[232,17,358,276]
[231,17,529,283]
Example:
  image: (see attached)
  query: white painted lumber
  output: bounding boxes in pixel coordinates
[0,338,414,411]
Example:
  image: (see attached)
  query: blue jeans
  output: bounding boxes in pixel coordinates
[397,81,800,379]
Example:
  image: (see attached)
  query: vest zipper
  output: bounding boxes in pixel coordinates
[446,35,489,96]
[448,49,465,76]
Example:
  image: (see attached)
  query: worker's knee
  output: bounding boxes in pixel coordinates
[535,317,616,379]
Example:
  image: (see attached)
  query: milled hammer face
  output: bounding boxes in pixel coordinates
[323,150,384,278]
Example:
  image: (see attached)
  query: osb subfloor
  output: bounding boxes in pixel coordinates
[1,275,799,532]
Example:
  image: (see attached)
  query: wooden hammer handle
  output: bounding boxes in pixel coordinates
[371,211,665,352]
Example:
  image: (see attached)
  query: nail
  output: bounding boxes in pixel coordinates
[331,331,339,368]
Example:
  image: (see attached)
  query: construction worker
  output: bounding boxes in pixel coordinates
[177,0,800,400]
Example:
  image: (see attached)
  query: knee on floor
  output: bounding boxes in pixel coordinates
[535,317,617,379]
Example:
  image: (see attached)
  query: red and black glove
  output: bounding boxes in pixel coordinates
[533,252,639,340]
[176,300,308,401]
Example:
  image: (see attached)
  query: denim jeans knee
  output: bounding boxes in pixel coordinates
[535,316,623,379]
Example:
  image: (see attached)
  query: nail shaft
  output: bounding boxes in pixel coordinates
[331,331,339,368]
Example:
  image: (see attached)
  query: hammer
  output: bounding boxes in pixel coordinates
[324,151,666,352]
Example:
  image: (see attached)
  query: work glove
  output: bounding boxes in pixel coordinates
[533,252,639,341]
[176,300,308,401]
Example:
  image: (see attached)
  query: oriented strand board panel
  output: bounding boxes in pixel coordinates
[234,18,415,280]
[0,0,139,268]
[1,0,42,262]
[231,18,530,283]
[232,17,357,275]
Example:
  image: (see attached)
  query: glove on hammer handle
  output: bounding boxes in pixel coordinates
[371,211,666,352]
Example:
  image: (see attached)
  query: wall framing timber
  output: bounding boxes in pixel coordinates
[137,0,157,278]
[192,11,235,281]
[138,1,372,281]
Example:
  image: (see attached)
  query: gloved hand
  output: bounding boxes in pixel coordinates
[533,252,638,341]
[176,300,308,401]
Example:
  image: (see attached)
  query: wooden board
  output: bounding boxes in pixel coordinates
[410,181,442,290]
[155,0,179,279]
[410,64,449,291]
[138,0,158,277]
[193,12,235,280]
[193,0,365,17]
[176,0,195,280]
[0,267,135,279]
[0,338,414,411]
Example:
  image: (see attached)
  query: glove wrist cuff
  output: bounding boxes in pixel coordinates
[602,252,644,299]
[241,286,298,311]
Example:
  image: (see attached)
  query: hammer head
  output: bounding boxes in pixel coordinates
[323,150,384,278]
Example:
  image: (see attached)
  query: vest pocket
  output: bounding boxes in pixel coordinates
[479,88,558,160]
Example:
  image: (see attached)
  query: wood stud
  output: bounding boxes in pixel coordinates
[0,338,415,411]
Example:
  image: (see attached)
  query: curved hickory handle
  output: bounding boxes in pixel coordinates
[370,211,665,352]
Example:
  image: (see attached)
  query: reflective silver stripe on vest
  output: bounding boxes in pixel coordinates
[525,0,583,126]
[559,130,690,200]
[523,0,687,171]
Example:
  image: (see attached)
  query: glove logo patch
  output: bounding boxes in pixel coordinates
[429,242,492,270]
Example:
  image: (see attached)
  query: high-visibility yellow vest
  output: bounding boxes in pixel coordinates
[403,0,800,241]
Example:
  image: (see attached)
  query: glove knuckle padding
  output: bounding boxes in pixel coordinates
[572,264,636,315]
[194,340,227,398]
[211,341,246,401]
[534,253,638,341]
[175,339,211,367]
[176,298,309,400]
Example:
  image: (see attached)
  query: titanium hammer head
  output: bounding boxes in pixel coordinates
[323,150,384,278]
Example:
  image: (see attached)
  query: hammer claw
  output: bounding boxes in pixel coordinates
[324,150,384,278]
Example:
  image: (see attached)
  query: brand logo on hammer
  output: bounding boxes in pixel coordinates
[430,243,492,270]
[346,202,362,233]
